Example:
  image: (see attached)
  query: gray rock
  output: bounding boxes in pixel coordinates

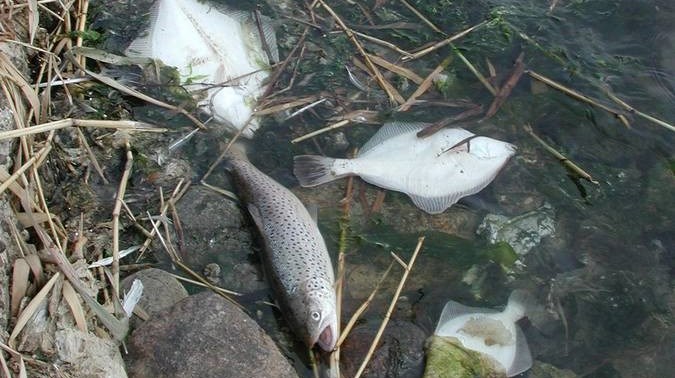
[121,268,188,325]
[55,328,127,378]
[173,186,264,293]
[477,203,555,256]
[126,291,298,378]
[341,319,427,378]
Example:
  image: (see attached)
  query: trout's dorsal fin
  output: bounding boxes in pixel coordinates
[359,122,429,155]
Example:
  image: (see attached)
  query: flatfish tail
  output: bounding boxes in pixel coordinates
[294,155,347,187]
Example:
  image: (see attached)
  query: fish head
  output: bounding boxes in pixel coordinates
[294,278,338,351]
[471,138,517,159]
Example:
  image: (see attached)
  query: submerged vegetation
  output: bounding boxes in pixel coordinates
[0,0,673,377]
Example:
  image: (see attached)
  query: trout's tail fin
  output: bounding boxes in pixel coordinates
[224,141,249,162]
[293,155,340,187]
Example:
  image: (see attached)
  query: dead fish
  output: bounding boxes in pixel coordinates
[427,291,533,377]
[294,122,516,214]
[125,0,277,137]
[224,147,338,351]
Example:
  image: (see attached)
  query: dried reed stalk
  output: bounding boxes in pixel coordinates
[354,236,425,378]
[524,124,599,184]
[111,140,133,298]
[317,0,404,104]
[404,21,487,61]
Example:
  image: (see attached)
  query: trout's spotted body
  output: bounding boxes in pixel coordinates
[226,154,337,351]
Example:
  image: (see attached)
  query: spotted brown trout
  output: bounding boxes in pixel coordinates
[225,148,338,351]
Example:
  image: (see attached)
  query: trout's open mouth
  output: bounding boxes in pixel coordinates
[315,323,337,351]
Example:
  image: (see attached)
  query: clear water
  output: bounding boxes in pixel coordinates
[91,0,674,376]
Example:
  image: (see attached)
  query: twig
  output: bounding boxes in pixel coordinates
[527,70,627,122]
[352,31,413,57]
[524,124,599,184]
[169,274,242,296]
[75,127,109,184]
[111,139,133,298]
[337,262,395,347]
[75,0,89,67]
[0,143,51,196]
[354,236,425,378]
[398,55,453,112]
[65,52,207,130]
[291,119,350,144]
[603,89,675,132]
[366,54,424,84]
[317,0,405,104]
[453,45,497,95]
[329,171,355,378]
[404,21,487,61]
[0,118,165,140]
[483,52,525,119]
[137,179,190,260]
[398,0,446,35]
[417,104,483,138]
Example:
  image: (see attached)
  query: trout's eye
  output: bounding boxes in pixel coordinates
[310,311,321,321]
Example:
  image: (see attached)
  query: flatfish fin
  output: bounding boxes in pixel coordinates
[435,300,498,335]
[408,193,464,215]
[359,121,429,155]
[508,326,533,376]
[125,0,163,57]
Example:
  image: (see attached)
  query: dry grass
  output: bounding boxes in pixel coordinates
[0,0,673,377]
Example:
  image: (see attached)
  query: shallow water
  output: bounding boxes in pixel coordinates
[92,0,674,376]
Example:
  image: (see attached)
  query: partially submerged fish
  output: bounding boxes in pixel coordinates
[294,122,516,214]
[224,147,338,351]
[125,0,278,137]
[425,291,533,377]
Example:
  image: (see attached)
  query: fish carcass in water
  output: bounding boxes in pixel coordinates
[425,291,533,377]
[125,0,278,138]
[224,147,338,351]
[293,122,516,214]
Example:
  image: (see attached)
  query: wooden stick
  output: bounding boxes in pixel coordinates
[398,0,446,35]
[366,54,424,84]
[524,124,599,184]
[417,104,483,138]
[527,70,627,120]
[453,45,497,95]
[317,0,405,104]
[354,236,425,378]
[483,52,525,119]
[352,31,413,57]
[336,262,395,347]
[0,118,165,140]
[604,90,675,132]
[404,21,487,61]
[111,140,133,298]
[329,173,355,378]
[399,55,453,112]
[0,144,51,196]
[291,119,350,144]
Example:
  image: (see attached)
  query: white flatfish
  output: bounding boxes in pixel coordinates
[434,291,533,377]
[294,122,516,214]
[125,0,277,137]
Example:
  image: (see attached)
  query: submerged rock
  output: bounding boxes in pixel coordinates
[423,335,505,378]
[341,319,427,378]
[126,291,298,378]
[121,268,188,327]
[477,203,555,256]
